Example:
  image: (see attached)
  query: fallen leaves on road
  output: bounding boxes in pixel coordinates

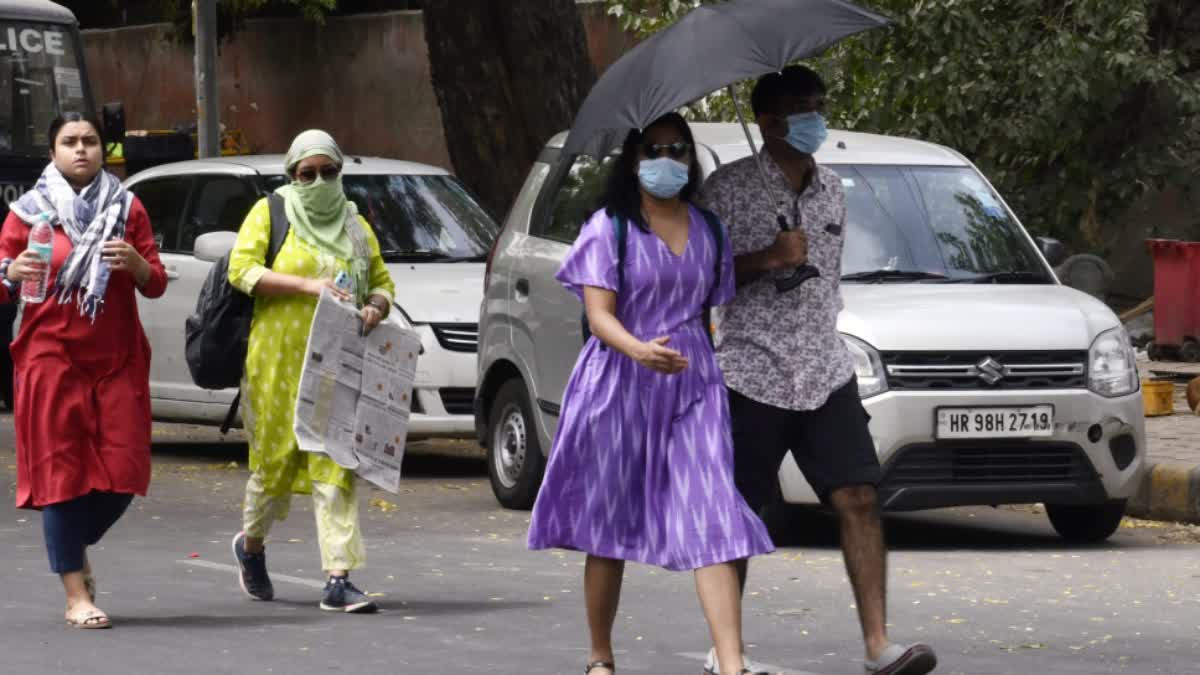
[369,497,398,513]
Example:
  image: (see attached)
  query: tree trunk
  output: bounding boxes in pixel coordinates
[423,0,596,219]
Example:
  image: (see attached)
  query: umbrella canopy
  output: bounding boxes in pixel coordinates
[563,0,891,157]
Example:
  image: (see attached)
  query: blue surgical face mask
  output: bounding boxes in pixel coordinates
[637,157,690,199]
[785,112,828,155]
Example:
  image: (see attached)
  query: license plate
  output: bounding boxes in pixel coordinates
[936,406,1054,439]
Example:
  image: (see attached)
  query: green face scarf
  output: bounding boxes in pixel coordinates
[281,173,353,260]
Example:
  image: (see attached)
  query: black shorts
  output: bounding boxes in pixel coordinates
[729,376,881,511]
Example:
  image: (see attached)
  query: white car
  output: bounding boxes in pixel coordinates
[476,123,1146,542]
[125,155,496,438]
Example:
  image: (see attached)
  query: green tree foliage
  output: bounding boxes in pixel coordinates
[606,0,1200,250]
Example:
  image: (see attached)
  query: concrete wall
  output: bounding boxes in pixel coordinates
[81,5,634,173]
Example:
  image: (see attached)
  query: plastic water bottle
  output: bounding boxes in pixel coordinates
[20,212,54,304]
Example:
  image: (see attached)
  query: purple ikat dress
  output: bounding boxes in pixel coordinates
[526,206,774,571]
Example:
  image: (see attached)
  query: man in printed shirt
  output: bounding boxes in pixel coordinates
[698,66,937,675]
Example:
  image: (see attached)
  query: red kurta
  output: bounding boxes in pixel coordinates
[0,198,166,509]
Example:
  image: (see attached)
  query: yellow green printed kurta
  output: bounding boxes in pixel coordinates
[228,197,395,498]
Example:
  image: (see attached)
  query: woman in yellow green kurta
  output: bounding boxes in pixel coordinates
[227,130,395,613]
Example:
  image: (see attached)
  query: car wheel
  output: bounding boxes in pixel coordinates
[486,379,546,510]
[1181,339,1200,363]
[1046,501,1126,543]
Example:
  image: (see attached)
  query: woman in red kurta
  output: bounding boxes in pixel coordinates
[0,113,165,629]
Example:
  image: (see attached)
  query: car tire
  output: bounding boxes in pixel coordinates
[1046,501,1126,543]
[486,379,546,510]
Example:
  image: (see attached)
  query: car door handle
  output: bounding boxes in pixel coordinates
[165,267,180,281]
[515,278,530,296]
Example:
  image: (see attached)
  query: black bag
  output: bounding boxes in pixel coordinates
[184,194,289,432]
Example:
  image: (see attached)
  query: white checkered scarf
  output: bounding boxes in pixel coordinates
[9,164,132,320]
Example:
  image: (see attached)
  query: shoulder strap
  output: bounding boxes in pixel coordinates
[265,194,290,269]
[612,214,629,294]
[696,207,724,301]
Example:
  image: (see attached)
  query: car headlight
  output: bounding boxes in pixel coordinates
[842,334,887,398]
[1088,326,1138,397]
[390,303,414,330]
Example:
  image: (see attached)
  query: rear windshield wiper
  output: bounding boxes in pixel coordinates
[949,271,1046,284]
[841,269,950,283]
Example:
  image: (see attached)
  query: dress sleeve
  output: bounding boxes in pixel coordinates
[228,198,272,296]
[554,209,619,301]
[0,211,28,304]
[361,215,395,304]
[709,213,736,307]
[126,198,167,299]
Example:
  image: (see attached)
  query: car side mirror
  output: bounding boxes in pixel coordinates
[102,102,126,146]
[1036,236,1067,267]
[194,231,238,263]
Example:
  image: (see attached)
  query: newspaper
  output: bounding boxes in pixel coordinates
[294,290,421,494]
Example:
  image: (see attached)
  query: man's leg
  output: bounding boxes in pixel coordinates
[828,483,888,660]
[727,388,792,595]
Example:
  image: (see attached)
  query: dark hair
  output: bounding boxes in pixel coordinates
[48,112,107,159]
[599,112,702,231]
[751,65,827,117]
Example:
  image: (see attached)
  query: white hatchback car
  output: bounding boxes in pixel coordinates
[125,155,496,438]
[476,123,1146,542]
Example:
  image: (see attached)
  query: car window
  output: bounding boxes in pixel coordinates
[128,176,191,252]
[833,164,1047,280]
[261,173,498,262]
[535,154,615,244]
[179,176,256,253]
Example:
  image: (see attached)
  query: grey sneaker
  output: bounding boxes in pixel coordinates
[231,531,274,601]
[865,643,937,675]
[320,576,378,613]
[703,647,771,674]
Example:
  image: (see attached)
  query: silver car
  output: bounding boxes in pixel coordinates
[124,155,497,437]
[475,123,1146,542]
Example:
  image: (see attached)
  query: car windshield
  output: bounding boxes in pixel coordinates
[0,21,88,156]
[266,173,498,262]
[830,165,1049,282]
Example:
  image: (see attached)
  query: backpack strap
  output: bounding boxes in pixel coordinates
[696,207,725,344]
[266,193,290,269]
[223,194,289,435]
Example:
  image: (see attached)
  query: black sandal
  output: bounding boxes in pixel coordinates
[585,661,615,673]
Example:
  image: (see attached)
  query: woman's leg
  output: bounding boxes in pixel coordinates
[243,469,291,553]
[584,555,625,673]
[312,480,365,575]
[43,495,108,625]
[695,562,746,675]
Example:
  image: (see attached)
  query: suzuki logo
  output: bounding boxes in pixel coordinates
[976,357,1005,385]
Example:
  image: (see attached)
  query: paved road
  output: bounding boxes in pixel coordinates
[2,415,1198,674]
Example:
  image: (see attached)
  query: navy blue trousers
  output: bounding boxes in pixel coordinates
[42,492,133,574]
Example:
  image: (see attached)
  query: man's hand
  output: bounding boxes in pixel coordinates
[768,230,808,269]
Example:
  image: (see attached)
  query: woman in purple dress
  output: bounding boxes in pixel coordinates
[527,113,774,675]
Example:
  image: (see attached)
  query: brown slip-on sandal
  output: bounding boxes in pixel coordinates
[585,661,614,674]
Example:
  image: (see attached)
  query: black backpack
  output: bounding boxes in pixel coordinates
[581,207,725,346]
[184,194,289,432]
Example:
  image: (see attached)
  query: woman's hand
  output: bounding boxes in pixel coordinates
[303,277,351,302]
[6,250,47,283]
[102,240,150,285]
[633,336,689,374]
[359,304,384,335]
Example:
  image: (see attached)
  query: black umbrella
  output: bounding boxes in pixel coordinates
[563,0,892,290]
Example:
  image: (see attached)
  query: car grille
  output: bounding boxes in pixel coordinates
[439,388,475,415]
[431,324,478,353]
[882,443,1096,486]
[882,350,1087,390]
